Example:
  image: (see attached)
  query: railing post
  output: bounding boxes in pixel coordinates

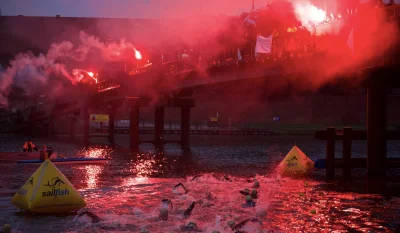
[343,127,352,179]
[326,127,336,181]
[367,82,387,180]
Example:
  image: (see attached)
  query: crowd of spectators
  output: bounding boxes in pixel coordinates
[128,2,396,77]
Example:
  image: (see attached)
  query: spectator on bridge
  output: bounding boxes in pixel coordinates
[182,50,189,59]
[23,140,38,152]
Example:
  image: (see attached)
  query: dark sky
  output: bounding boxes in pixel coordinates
[0,0,272,19]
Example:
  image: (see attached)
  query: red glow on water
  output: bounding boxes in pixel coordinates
[84,165,102,189]
[121,159,154,187]
[134,159,154,178]
[77,147,112,158]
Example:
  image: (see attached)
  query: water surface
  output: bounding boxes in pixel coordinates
[0,134,399,232]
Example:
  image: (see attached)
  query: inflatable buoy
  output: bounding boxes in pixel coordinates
[12,159,86,213]
[276,145,314,176]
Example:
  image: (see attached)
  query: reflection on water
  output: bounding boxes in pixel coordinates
[83,165,102,190]
[0,135,399,232]
[133,153,167,178]
[77,147,112,158]
[121,152,169,187]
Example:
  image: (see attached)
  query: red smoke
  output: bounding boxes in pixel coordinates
[0,2,399,112]
[307,4,399,87]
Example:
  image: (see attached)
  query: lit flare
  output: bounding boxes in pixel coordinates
[294,2,326,29]
[135,49,142,60]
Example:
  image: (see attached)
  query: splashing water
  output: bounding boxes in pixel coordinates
[71,174,399,233]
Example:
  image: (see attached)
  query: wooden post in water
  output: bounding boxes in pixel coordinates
[366,79,387,181]
[326,127,336,180]
[343,127,352,179]
[129,105,140,148]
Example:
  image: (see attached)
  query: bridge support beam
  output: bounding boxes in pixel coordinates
[154,106,165,148]
[47,117,54,138]
[83,106,89,146]
[108,108,116,146]
[366,81,387,183]
[181,107,191,149]
[129,105,140,148]
[69,117,76,141]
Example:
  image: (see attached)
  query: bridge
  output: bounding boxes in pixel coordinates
[33,52,400,143]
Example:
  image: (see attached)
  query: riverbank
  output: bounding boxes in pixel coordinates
[2,123,399,136]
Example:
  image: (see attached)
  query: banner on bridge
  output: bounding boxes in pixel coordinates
[210,117,219,122]
[90,114,109,123]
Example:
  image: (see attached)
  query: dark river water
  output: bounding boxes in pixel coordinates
[0,134,400,232]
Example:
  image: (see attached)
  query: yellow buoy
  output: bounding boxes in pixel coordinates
[12,159,86,213]
[276,145,314,176]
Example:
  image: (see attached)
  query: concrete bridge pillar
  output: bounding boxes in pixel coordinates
[83,106,90,147]
[181,107,191,149]
[154,106,165,147]
[367,79,387,182]
[69,117,76,141]
[108,108,116,146]
[47,119,54,138]
[129,105,140,148]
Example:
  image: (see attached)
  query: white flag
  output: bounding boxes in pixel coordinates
[347,29,354,54]
[238,48,243,60]
[243,15,256,27]
[255,35,273,54]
